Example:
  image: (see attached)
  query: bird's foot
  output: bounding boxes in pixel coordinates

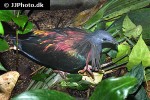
[78,65,95,79]
[53,70,68,79]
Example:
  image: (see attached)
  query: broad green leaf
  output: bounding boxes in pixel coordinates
[17,21,33,34]
[127,35,150,70]
[112,42,131,64]
[0,38,9,52]
[0,63,7,71]
[122,15,136,32]
[107,8,150,44]
[32,73,49,82]
[0,22,4,35]
[128,8,150,43]
[123,25,142,39]
[103,0,150,21]
[135,86,149,100]
[84,0,150,29]
[126,63,144,94]
[0,10,14,22]
[61,74,91,90]
[12,89,75,100]
[90,76,137,100]
[12,15,28,28]
[66,74,82,82]
[61,80,90,90]
[107,50,117,58]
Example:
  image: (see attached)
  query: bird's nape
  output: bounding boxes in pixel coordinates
[74,35,102,71]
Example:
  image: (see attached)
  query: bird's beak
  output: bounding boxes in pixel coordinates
[112,39,118,51]
[102,39,118,51]
[112,38,118,45]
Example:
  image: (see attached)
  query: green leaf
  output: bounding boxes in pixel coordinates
[83,0,116,29]
[66,74,82,82]
[0,10,14,22]
[61,80,90,90]
[100,54,107,64]
[122,15,136,32]
[32,73,49,82]
[61,74,91,90]
[107,8,150,45]
[107,16,124,33]
[127,35,150,70]
[0,63,7,71]
[128,8,150,44]
[17,21,33,34]
[76,80,91,90]
[0,38,9,52]
[126,63,144,94]
[12,89,75,100]
[103,0,150,21]
[107,49,118,59]
[0,22,4,35]
[90,76,137,100]
[123,25,142,39]
[12,15,28,28]
[135,86,149,100]
[112,42,131,64]
[84,0,150,29]
[122,15,142,39]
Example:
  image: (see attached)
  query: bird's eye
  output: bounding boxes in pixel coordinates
[102,38,107,41]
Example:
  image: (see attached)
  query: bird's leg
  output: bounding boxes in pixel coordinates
[78,49,94,79]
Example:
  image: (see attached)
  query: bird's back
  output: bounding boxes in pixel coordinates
[17,28,87,72]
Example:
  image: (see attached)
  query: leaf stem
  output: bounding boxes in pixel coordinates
[16,30,19,71]
[125,37,135,46]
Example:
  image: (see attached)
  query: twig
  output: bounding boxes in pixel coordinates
[103,61,128,71]
[30,66,45,76]
[101,54,128,69]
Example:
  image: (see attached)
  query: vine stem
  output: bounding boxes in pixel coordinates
[15,11,20,71]
[16,30,19,71]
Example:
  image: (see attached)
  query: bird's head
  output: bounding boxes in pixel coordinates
[91,30,118,50]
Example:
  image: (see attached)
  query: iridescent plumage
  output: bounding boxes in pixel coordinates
[13,27,117,73]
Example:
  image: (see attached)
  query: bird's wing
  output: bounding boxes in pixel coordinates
[19,28,86,54]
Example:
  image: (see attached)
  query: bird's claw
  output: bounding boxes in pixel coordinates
[78,65,95,79]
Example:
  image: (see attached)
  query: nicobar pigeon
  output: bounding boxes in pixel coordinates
[7,27,118,76]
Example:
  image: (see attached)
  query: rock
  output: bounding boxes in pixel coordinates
[0,71,20,100]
